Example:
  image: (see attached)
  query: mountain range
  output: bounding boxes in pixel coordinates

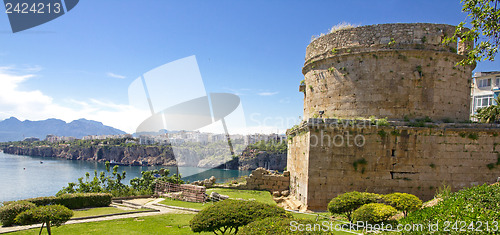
[0,117,126,142]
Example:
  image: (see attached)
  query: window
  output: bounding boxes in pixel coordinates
[474,95,494,111]
[496,77,500,87]
[478,78,491,88]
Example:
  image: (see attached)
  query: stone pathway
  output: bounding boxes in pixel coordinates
[0,198,193,234]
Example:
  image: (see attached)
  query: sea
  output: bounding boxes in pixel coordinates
[0,151,251,202]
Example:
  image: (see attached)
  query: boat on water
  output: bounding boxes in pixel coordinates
[40,161,43,164]
[108,160,128,166]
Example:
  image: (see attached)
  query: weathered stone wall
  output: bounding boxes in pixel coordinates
[288,119,500,210]
[245,167,290,193]
[302,23,474,122]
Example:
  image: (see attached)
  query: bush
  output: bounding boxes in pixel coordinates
[352,203,397,224]
[15,193,112,209]
[400,183,500,234]
[190,200,289,234]
[327,191,381,222]
[383,192,422,217]
[0,201,36,227]
[239,217,329,235]
[15,205,73,235]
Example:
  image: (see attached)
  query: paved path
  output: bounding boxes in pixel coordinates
[0,198,194,234]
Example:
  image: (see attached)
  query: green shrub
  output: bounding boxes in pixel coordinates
[400,183,500,234]
[383,193,422,217]
[189,199,288,234]
[327,191,381,222]
[0,201,36,227]
[352,203,397,224]
[15,205,73,235]
[239,217,328,235]
[21,193,112,209]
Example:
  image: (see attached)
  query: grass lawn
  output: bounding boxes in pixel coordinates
[8,214,212,235]
[72,207,150,219]
[206,188,276,205]
[159,188,275,210]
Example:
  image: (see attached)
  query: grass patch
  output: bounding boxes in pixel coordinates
[206,188,275,205]
[159,198,214,210]
[159,188,275,210]
[8,214,210,235]
[72,207,149,218]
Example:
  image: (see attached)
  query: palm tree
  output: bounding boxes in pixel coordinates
[474,96,500,123]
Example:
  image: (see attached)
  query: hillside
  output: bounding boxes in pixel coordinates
[0,117,126,142]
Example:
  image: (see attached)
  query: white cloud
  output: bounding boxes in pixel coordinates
[106,72,126,79]
[257,91,279,96]
[0,67,149,133]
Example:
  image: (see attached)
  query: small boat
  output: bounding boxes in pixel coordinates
[40,161,43,164]
[109,160,128,166]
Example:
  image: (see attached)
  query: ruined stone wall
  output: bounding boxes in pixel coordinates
[302,23,474,122]
[245,167,290,193]
[287,119,500,210]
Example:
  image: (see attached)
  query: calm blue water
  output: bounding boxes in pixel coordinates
[0,151,251,202]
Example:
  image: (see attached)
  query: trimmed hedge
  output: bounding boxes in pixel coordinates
[383,192,422,217]
[239,217,331,235]
[15,205,73,226]
[5,193,112,210]
[190,199,289,234]
[352,203,397,224]
[327,191,381,222]
[0,201,36,227]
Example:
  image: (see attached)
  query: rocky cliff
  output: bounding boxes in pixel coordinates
[2,145,287,170]
[2,145,177,166]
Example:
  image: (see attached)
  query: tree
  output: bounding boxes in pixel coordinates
[444,0,500,65]
[0,201,36,227]
[189,200,288,235]
[15,205,73,235]
[327,191,381,223]
[474,96,500,123]
[383,192,423,217]
[352,203,397,224]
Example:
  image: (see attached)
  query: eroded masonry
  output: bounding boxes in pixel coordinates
[287,23,500,210]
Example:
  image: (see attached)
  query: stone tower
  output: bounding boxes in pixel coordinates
[288,23,500,211]
[301,23,473,122]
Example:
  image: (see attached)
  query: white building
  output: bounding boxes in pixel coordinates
[471,71,500,118]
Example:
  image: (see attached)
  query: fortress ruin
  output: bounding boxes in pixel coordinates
[287,23,500,211]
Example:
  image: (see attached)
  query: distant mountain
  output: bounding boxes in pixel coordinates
[0,117,126,142]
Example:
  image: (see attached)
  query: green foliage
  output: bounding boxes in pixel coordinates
[327,191,381,222]
[130,168,183,195]
[57,162,131,197]
[331,48,337,54]
[189,200,288,234]
[18,193,112,209]
[352,158,367,172]
[352,203,397,224]
[383,193,422,217]
[443,0,500,65]
[376,117,389,126]
[377,130,387,138]
[15,205,73,235]
[400,183,500,234]
[388,37,396,46]
[467,133,479,140]
[239,217,327,235]
[0,201,36,226]
[300,79,305,85]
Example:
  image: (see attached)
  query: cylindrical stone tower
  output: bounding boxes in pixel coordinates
[301,23,475,122]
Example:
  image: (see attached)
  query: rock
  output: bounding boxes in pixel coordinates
[281,190,290,197]
[209,176,216,184]
[273,191,281,197]
[209,192,229,201]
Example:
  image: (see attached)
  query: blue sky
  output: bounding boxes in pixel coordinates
[0,0,498,134]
